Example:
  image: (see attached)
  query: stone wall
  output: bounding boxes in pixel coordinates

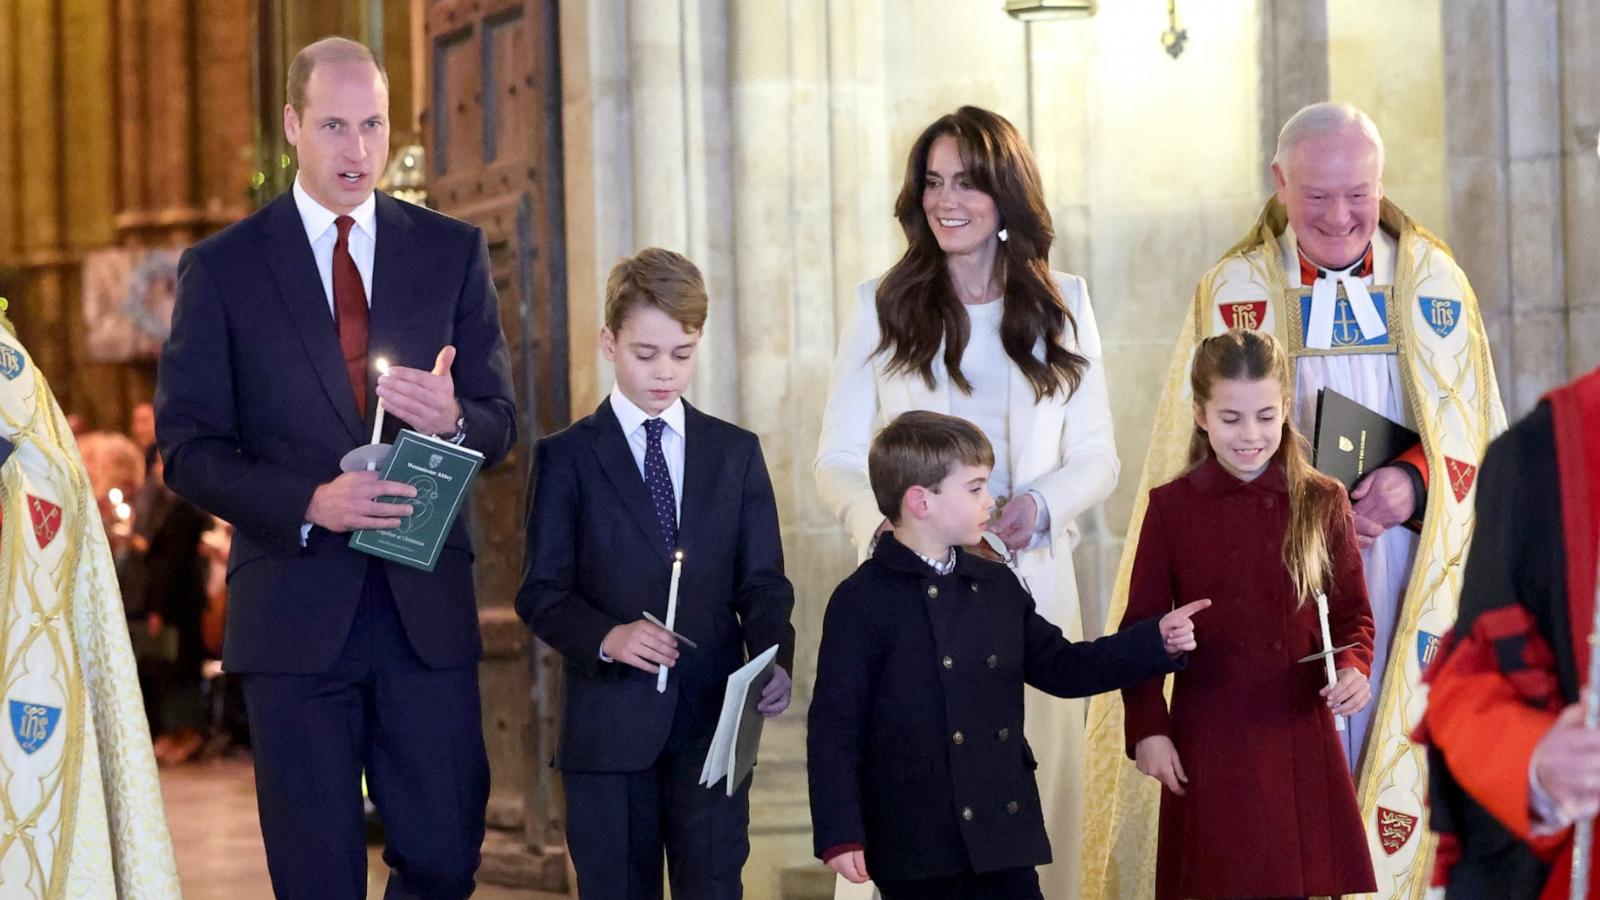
[1445,0,1600,417]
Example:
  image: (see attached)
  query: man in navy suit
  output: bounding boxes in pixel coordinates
[518,248,796,899]
[156,37,515,899]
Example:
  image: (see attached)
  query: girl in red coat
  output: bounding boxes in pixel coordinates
[1120,328,1378,899]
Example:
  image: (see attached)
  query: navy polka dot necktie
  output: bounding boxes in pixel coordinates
[643,418,678,550]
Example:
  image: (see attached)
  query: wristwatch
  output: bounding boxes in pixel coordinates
[441,405,467,445]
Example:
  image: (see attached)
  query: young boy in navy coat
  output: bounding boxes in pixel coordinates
[807,411,1209,899]
[518,248,796,900]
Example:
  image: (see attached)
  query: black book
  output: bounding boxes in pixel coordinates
[1312,388,1420,491]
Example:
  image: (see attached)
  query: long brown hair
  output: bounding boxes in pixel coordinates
[874,106,1086,402]
[1187,329,1342,604]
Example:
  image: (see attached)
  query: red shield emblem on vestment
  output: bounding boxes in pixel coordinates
[26,495,60,549]
[1377,806,1418,855]
[1220,301,1267,331]
[1445,457,1477,504]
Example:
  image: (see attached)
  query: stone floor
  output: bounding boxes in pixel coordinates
[159,755,562,899]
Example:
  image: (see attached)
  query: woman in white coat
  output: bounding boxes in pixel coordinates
[813,106,1119,900]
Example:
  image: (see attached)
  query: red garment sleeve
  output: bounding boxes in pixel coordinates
[1120,492,1176,756]
[1423,613,1559,845]
[821,842,864,864]
[1395,441,1430,488]
[1324,486,1375,675]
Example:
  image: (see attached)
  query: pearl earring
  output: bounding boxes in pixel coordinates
[997,228,1009,243]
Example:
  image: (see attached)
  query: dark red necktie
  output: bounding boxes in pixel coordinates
[333,215,369,419]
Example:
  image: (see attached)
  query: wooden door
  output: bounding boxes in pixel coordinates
[420,0,568,886]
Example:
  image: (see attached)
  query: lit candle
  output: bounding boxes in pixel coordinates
[370,357,391,446]
[1315,592,1346,732]
[657,550,684,693]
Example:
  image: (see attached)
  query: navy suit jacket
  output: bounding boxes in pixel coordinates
[156,190,516,675]
[516,398,796,772]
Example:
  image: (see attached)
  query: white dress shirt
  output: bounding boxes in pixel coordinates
[597,386,687,661]
[609,385,685,522]
[295,178,377,546]
[292,176,377,314]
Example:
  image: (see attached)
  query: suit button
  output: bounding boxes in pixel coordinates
[952,731,964,745]
[927,585,939,598]
[961,806,974,821]
[1263,497,1275,509]
[998,728,1010,741]
[986,655,999,669]
[943,656,954,669]
[1006,800,1020,815]
[970,582,979,592]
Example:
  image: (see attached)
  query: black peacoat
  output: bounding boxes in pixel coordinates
[807,533,1177,882]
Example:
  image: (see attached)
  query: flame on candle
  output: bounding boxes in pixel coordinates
[375,357,390,376]
[674,550,684,562]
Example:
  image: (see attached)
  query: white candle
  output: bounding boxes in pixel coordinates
[369,357,390,446]
[1315,592,1346,732]
[657,550,684,693]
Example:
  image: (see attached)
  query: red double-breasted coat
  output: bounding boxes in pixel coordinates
[1120,456,1377,899]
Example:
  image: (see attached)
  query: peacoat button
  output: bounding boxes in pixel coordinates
[986,654,999,668]
[961,806,974,821]
[1006,800,1020,815]
[952,731,965,745]
[927,584,939,598]
[970,582,979,592]
[998,728,1010,741]
[943,656,954,669]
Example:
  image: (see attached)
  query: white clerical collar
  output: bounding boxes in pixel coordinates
[1284,227,1387,350]
[609,385,685,440]
[292,176,377,246]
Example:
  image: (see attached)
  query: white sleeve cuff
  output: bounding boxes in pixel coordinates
[1529,751,1573,836]
[1026,489,1051,535]
[300,523,312,547]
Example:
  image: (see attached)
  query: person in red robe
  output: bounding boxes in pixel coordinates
[1119,328,1378,899]
[1417,365,1600,899]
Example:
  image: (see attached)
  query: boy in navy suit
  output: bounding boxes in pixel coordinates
[807,411,1209,900]
[518,248,796,900]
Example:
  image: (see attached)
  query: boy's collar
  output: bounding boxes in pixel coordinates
[871,532,1003,580]
[608,384,686,438]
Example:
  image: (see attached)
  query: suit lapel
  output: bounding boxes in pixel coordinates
[262,192,364,443]
[1006,338,1044,483]
[365,194,421,436]
[587,400,674,565]
[676,402,722,555]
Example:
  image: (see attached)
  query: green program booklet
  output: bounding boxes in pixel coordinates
[349,429,484,572]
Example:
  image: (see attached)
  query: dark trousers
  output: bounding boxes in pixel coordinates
[875,867,1043,900]
[562,696,751,900]
[241,561,488,900]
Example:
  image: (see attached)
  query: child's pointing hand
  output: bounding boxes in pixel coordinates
[1159,598,1212,657]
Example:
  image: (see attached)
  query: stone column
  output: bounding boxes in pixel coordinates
[1443,0,1597,413]
[1258,0,1329,195]
[1559,0,1600,378]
